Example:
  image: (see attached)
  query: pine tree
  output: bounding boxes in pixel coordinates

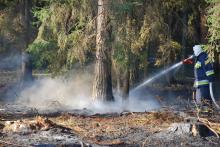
[21,0,33,84]
[92,0,114,101]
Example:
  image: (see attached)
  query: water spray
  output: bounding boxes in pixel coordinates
[132,55,194,92]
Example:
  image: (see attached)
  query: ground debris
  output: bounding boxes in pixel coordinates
[0,104,220,146]
[3,116,54,133]
[0,116,85,146]
[198,117,220,137]
[167,123,192,135]
[0,103,39,120]
[52,111,184,145]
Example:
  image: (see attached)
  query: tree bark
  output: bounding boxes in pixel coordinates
[114,66,130,100]
[92,0,114,101]
[218,53,220,80]
[181,10,188,77]
[121,69,130,99]
[199,9,208,44]
[130,58,139,88]
[21,0,33,83]
[194,4,207,44]
[143,54,148,79]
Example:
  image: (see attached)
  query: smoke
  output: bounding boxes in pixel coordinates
[17,67,161,114]
[0,53,22,70]
[18,69,93,110]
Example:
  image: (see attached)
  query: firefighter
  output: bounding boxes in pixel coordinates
[193,45,215,111]
[184,45,215,112]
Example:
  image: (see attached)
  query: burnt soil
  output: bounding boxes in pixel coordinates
[0,71,220,147]
[0,102,220,147]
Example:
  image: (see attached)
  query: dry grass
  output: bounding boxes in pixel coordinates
[52,111,183,145]
[0,110,220,146]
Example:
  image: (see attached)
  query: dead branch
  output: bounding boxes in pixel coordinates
[198,118,220,138]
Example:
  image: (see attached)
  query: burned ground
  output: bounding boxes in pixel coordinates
[0,104,220,147]
[0,71,220,146]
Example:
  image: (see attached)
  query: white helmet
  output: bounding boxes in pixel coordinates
[193,45,203,57]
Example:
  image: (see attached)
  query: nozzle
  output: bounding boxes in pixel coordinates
[182,55,194,64]
[187,55,194,60]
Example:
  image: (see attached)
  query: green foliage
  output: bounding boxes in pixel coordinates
[156,38,182,66]
[1,0,214,78]
[29,0,205,75]
[0,0,17,10]
[27,40,57,70]
[33,6,51,24]
[111,0,186,72]
[110,0,143,16]
[113,42,128,67]
[161,0,189,12]
[205,0,220,60]
[31,0,96,74]
[0,0,27,55]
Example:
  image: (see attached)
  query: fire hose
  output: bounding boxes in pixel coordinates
[209,83,220,110]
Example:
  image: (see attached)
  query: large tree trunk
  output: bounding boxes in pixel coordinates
[121,69,130,99]
[181,10,188,77]
[199,10,208,44]
[130,58,140,88]
[115,69,129,99]
[218,53,220,80]
[21,0,33,83]
[194,4,207,44]
[92,0,114,101]
[143,51,149,79]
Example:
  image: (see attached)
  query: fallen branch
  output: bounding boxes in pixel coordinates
[199,118,220,138]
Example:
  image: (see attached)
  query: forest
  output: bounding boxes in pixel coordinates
[0,0,220,146]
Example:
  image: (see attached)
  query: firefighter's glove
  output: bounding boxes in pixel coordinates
[183,58,193,64]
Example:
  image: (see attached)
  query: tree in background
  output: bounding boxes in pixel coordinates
[0,0,35,83]
[28,0,96,74]
[111,1,138,99]
[206,0,220,76]
[21,0,33,84]
[0,0,24,56]
[92,0,114,101]
[1,0,219,102]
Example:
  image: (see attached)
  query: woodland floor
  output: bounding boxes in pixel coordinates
[0,102,220,147]
[0,71,220,146]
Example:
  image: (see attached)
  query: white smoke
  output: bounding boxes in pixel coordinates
[18,68,161,114]
[0,53,21,70]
